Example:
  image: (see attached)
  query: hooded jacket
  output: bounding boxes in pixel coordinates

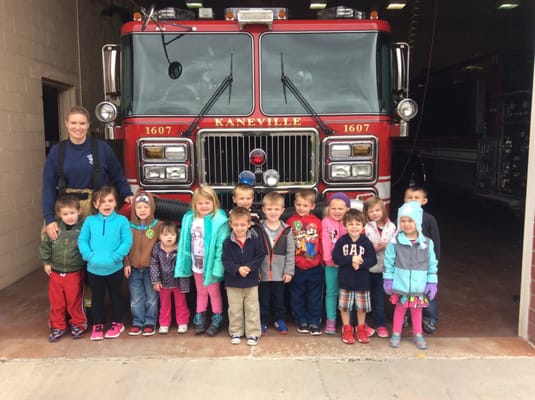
[333,233,377,291]
[255,220,295,282]
[383,201,438,296]
[174,208,229,287]
[124,190,161,269]
[39,220,85,273]
[222,229,266,288]
[364,218,397,273]
[78,210,133,276]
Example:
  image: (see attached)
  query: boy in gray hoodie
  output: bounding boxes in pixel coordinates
[255,192,295,335]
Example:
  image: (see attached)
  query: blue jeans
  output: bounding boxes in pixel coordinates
[369,272,386,327]
[290,266,324,327]
[423,298,439,324]
[128,268,159,327]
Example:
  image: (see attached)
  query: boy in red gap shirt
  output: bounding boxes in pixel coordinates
[286,189,323,335]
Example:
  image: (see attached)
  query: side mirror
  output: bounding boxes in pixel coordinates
[392,42,410,98]
[102,44,121,105]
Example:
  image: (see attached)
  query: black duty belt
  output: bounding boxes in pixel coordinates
[71,192,90,200]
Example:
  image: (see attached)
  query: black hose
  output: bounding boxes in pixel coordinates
[154,197,191,221]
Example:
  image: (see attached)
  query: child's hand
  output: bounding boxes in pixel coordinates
[124,265,131,278]
[238,266,251,277]
[43,264,52,277]
[352,255,363,270]
[282,273,293,283]
[153,283,162,292]
[374,242,386,252]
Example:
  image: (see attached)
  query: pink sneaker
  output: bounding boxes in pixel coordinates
[324,319,336,335]
[364,323,375,338]
[376,326,389,338]
[90,324,104,341]
[104,322,125,339]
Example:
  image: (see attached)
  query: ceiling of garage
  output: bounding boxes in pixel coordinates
[126,0,533,24]
[117,0,533,74]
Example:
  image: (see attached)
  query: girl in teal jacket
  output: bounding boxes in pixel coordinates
[175,186,229,336]
[383,201,438,350]
[78,186,133,341]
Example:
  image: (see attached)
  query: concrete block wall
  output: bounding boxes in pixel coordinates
[0,0,125,290]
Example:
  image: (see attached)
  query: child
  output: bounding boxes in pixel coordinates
[232,182,262,222]
[150,221,191,334]
[384,201,438,349]
[321,192,350,335]
[256,192,295,335]
[222,207,266,345]
[332,209,377,344]
[124,190,162,336]
[364,197,397,338]
[174,186,229,336]
[78,186,133,341]
[286,189,323,335]
[404,185,441,334]
[39,194,87,342]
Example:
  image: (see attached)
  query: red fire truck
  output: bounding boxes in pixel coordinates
[95,6,417,218]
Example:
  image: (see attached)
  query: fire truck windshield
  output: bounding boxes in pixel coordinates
[121,33,253,116]
[260,32,391,115]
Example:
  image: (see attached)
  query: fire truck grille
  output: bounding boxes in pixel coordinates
[198,130,318,187]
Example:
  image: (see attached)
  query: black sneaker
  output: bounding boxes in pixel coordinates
[309,325,322,336]
[49,328,65,342]
[422,320,437,334]
[297,324,310,333]
[71,326,85,339]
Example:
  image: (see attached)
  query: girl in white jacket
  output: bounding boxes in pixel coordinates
[364,197,397,338]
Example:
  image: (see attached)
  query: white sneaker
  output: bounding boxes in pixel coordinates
[158,326,169,334]
[177,324,188,334]
[246,336,259,346]
[230,335,241,345]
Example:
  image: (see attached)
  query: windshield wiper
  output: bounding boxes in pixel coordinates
[280,53,334,136]
[183,53,234,137]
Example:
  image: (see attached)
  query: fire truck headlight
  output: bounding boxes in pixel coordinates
[262,169,280,187]
[330,144,352,158]
[329,163,373,181]
[329,143,373,159]
[166,166,187,181]
[165,145,187,161]
[331,164,351,178]
[95,102,117,123]
[352,163,372,177]
[144,166,165,181]
[395,98,418,121]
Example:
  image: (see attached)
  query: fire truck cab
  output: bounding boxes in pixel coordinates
[95,6,416,216]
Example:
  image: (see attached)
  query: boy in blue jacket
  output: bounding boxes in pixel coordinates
[222,207,266,346]
[333,209,377,345]
[384,201,438,350]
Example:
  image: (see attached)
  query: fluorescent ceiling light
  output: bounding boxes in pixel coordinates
[310,2,327,9]
[496,0,520,10]
[186,2,203,8]
[386,1,407,10]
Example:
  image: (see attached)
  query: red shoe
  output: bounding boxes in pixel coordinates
[356,324,369,343]
[364,323,375,337]
[341,325,355,344]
